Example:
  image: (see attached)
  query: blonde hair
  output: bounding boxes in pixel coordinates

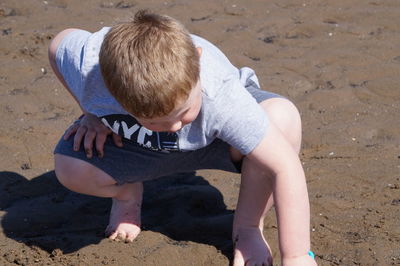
[99,10,200,118]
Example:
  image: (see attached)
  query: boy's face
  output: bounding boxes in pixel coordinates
[136,81,202,133]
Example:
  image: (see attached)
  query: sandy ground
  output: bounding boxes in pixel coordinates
[0,0,399,265]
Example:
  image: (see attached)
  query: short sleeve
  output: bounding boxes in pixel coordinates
[55,29,91,102]
[216,79,269,155]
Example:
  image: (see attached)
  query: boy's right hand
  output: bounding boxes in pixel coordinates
[64,113,123,158]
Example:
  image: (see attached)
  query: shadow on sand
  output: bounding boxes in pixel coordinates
[0,170,234,258]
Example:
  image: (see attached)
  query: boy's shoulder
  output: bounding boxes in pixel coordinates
[190,34,241,99]
[191,34,236,73]
[61,27,111,77]
[58,26,126,116]
[83,27,111,68]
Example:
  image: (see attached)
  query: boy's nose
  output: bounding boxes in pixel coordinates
[168,121,182,132]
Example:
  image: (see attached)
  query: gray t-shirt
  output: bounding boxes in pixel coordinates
[56,27,268,155]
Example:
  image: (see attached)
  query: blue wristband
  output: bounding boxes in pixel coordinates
[308,251,315,259]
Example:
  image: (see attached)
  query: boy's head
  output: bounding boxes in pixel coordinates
[99,10,200,119]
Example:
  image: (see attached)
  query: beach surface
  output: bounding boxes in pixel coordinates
[0,0,399,265]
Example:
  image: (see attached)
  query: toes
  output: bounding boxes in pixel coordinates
[107,230,119,241]
[106,228,140,243]
[116,231,127,242]
[108,231,127,242]
[107,229,126,241]
[126,229,140,243]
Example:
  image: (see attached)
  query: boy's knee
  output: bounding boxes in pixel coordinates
[54,154,116,191]
[54,154,87,190]
[261,98,302,152]
[261,98,301,132]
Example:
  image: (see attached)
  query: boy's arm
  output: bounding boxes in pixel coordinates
[247,121,312,261]
[48,28,85,112]
[48,29,123,157]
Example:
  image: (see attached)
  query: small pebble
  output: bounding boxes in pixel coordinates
[0,7,17,17]
[391,199,400,205]
[2,28,12,35]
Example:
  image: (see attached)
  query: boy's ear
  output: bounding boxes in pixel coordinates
[196,47,202,56]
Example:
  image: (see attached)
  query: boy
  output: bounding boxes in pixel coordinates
[48,10,316,265]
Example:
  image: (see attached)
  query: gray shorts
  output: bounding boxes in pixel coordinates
[54,84,282,185]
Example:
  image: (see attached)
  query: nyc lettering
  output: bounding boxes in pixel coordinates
[101,118,153,147]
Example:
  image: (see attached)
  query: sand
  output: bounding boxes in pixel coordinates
[0,0,399,265]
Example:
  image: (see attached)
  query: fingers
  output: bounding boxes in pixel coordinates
[112,133,123,148]
[63,122,80,140]
[95,131,108,158]
[72,125,87,152]
[66,115,122,158]
[76,128,120,158]
[83,130,96,158]
[71,124,100,158]
[84,126,110,158]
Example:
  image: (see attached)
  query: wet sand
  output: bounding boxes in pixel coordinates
[0,0,399,265]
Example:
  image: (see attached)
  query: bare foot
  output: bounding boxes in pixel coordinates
[105,198,141,243]
[232,226,273,266]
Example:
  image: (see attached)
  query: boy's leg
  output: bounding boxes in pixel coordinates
[55,154,142,242]
[232,98,302,265]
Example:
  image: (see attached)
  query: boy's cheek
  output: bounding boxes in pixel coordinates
[142,124,166,132]
[182,110,200,125]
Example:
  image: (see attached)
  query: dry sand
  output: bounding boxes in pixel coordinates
[0,0,399,265]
